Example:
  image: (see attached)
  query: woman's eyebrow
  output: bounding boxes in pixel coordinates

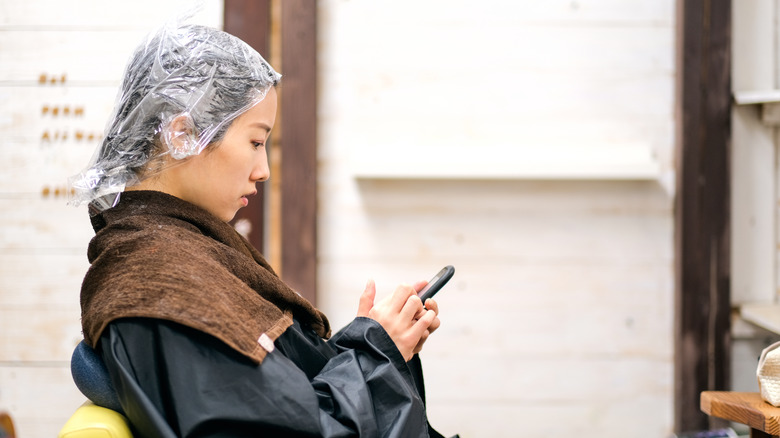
[249,122,272,133]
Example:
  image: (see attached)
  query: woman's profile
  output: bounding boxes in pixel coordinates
[69,21,450,438]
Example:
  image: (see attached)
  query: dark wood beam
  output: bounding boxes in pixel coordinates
[280,0,318,304]
[224,0,272,254]
[674,0,732,432]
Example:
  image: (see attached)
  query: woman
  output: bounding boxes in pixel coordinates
[70,23,447,437]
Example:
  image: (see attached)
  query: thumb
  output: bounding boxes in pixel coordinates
[357,279,376,317]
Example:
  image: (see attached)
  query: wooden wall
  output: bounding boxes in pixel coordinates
[317,1,676,437]
[0,2,223,435]
[730,0,780,431]
[0,1,677,437]
[674,0,732,431]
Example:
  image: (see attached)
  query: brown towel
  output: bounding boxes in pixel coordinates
[80,190,330,364]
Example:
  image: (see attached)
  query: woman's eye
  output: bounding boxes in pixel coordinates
[251,141,264,149]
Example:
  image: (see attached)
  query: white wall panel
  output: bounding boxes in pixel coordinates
[320,0,674,180]
[0,1,224,436]
[731,0,777,305]
[1,0,677,436]
[0,0,222,28]
[318,1,675,436]
[0,367,87,437]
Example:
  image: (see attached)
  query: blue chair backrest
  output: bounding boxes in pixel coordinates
[71,340,124,415]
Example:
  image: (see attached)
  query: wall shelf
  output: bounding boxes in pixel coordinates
[740,303,780,335]
[352,144,662,181]
[352,160,662,180]
[734,90,780,126]
[734,90,780,105]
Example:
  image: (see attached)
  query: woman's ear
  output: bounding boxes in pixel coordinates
[164,113,198,159]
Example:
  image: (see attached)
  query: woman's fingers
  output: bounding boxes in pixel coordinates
[402,293,425,320]
[388,283,418,312]
[411,310,439,355]
[425,300,441,334]
[412,331,430,355]
[424,298,439,314]
[411,308,437,339]
[357,279,376,317]
[364,280,442,361]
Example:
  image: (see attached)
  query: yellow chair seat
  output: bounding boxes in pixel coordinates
[58,402,132,438]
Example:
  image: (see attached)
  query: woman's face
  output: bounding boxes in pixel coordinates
[165,87,278,222]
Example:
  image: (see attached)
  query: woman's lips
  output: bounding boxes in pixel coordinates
[241,191,257,207]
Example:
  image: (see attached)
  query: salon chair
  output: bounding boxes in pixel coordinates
[60,340,454,438]
[58,341,133,438]
[58,402,132,438]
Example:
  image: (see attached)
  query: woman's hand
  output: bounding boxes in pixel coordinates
[413,294,440,356]
[357,280,440,361]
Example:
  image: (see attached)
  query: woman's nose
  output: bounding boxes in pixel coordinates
[250,153,270,182]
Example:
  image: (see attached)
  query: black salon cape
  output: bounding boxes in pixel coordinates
[99,316,451,438]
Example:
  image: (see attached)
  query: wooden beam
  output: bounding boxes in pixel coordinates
[280,0,317,304]
[224,0,272,254]
[674,0,732,432]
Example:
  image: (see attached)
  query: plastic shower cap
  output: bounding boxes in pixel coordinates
[70,22,281,212]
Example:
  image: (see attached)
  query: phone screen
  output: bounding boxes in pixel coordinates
[418,265,455,302]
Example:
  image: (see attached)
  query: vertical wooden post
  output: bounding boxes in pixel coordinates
[224,0,272,254]
[675,0,732,432]
[224,0,318,304]
[280,0,318,304]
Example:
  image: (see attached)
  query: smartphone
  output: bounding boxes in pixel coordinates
[417,265,455,302]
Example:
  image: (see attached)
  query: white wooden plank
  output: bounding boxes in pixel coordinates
[0,253,88,307]
[0,139,99,194]
[335,27,673,79]
[730,107,776,304]
[327,0,674,28]
[0,85,125,196]
[317,180,671,262]
[318,179,673,225]
[730,1,778,305]
[732,0,776,91]
[0,31,148,83]
[0,198,94,250]
[0,366,86,438]
[0,307,82,361]
[322,12,673,96]
[320,7,673,178]
[0,86,118,141]
[0,0,223,29]
[320,212,670,262]
[776,109,780,300]
[425,394,672,438]
[420,356,668,404]
[0,29,223,83]
[319,259,672,358]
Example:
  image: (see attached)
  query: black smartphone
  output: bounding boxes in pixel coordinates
[417,265,455,302]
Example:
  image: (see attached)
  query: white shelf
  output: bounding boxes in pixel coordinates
[352,160,662,180]
[733,90,780,126]
[734,90,780,105]
[352,144,662,181]
[740,303,780,335]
